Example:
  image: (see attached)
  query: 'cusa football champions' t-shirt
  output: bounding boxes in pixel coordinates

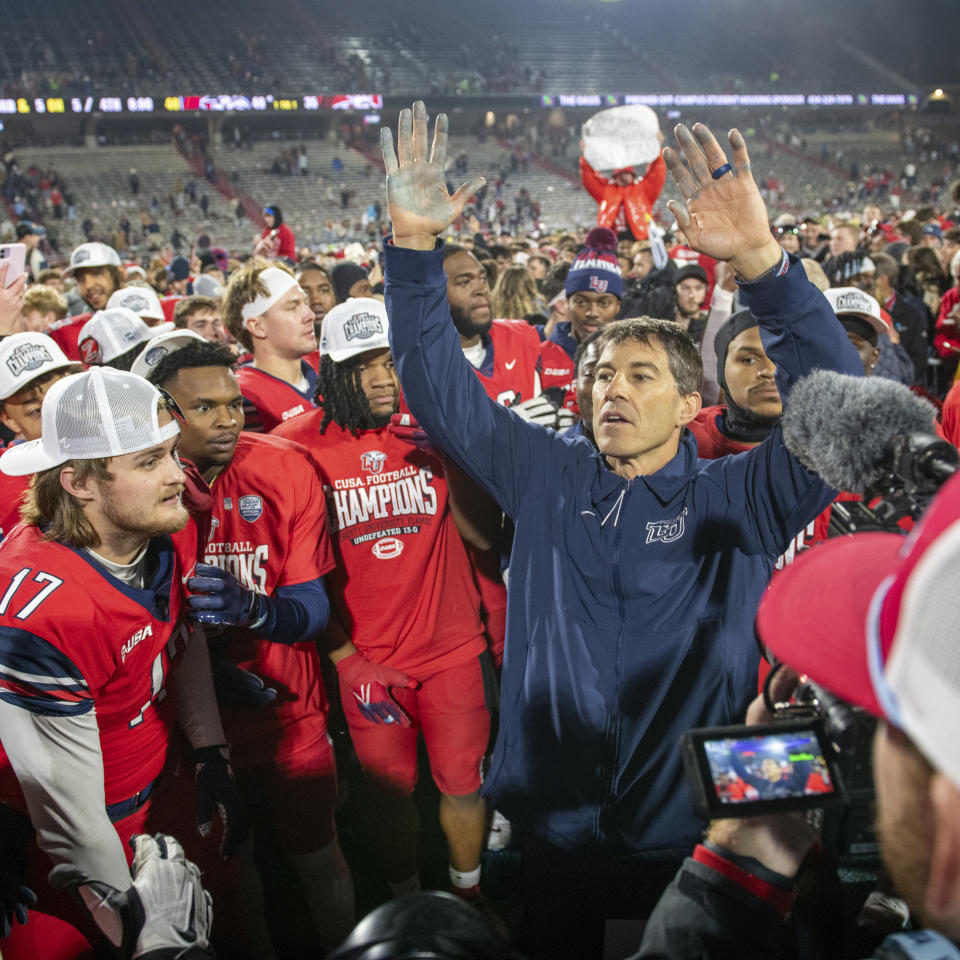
[273,413,486,679]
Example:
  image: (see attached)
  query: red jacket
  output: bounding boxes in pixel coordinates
[579,154,666,240]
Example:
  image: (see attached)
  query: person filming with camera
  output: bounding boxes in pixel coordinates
[635,470,960,960]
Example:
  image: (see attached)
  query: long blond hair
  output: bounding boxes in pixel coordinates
[492,265,543,319]
[22,459,112,548]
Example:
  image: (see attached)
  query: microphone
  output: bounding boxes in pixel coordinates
[782,370,940,493]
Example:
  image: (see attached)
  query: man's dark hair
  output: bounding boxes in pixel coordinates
[595,317,703,395]
[487,244,510,260]
[872,252,901,284]
[295,261,333,282]
[147,341,237,388]
[542,263,571,303]
[573,328,604,377]
[443,242,470,261]
[316,355,383,436]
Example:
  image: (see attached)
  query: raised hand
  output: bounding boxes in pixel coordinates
[663,124,782,281]
[380,101,486,250]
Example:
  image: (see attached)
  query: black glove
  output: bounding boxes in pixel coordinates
[193,745,248,858]
[209,649,278,710]
[49,833,214,959]
[0,871,36,938]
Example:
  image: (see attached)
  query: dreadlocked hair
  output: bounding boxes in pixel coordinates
[316,354,381,436]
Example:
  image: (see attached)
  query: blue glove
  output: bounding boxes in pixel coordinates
[0,872,35,938]
[187,563,266,628]
[193,745,248,858]
[209,650,278,710]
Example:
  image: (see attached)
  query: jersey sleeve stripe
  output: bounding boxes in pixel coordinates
[0,689,93,716]
[0,626,92,713]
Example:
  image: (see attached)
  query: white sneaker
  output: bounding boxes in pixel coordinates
[486,810,512,851]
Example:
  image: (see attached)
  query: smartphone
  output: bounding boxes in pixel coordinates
[682,721,847,819]
[0,244,26,287]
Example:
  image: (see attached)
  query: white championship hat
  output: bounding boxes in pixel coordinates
[0,333,83,400]
[61,241,122,279]
[0,367,180,476]
[108,286,166,322]
[319,298,390,362]
[78,308,175,365]
[824,287,889,335]
[130,329,207,381]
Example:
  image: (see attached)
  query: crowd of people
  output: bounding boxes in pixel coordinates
[0,99,958,960]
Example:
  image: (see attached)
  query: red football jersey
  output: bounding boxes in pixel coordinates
[0,472,30,542]
[236,361,318,434]
[0,523,198,803]
[538,339,576,412]
[199,433,335,767]
[46,314,90,363]
[273,413,486,678]
[472,320,542,407]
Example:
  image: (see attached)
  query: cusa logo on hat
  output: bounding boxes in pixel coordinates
[79,338,102,365]
[835,291,869,313]
[73,248,90,265]
[589,276,609,293]
[7,343,52,378]
[344,313,383,342]
[122,294,150,313]
[143,346,169,368]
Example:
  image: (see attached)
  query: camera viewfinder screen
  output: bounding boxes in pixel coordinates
[703,729,836,804]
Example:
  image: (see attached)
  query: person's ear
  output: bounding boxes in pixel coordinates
[924,772,960,920]
[678,391,702,427]
[59,465,96,504]
[0,406,19,435]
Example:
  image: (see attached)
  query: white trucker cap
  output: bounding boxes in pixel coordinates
[319,298,390,362]
[0,367,180,476]
[78,308,175,365]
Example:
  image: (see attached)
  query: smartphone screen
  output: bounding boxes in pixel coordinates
[0,244,26,287]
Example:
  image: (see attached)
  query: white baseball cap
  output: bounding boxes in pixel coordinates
[61,241,122,279]
[319,298,390,362]
[824,286,889,334]
[78,309,175,366]
[107,286,165,322]
[0,367,180,476]
[131,329,207,381]
[0,333,84,400]
[193,274,224,298]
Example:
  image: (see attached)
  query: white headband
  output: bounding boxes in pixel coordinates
[241,267,300,322]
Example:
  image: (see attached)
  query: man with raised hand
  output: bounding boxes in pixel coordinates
[378,102,861,959]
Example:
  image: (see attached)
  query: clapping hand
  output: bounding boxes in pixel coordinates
[663,124,782,282]
[381,101,486,250]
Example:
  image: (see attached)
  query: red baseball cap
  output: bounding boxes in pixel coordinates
[757,472,960,786]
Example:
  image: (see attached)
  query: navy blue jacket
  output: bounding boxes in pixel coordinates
[384,242,862,856]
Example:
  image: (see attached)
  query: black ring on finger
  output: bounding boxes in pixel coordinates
[711,163,733,180]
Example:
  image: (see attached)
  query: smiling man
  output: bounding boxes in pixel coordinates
[378,103,862,958]
[223,259,318,432]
